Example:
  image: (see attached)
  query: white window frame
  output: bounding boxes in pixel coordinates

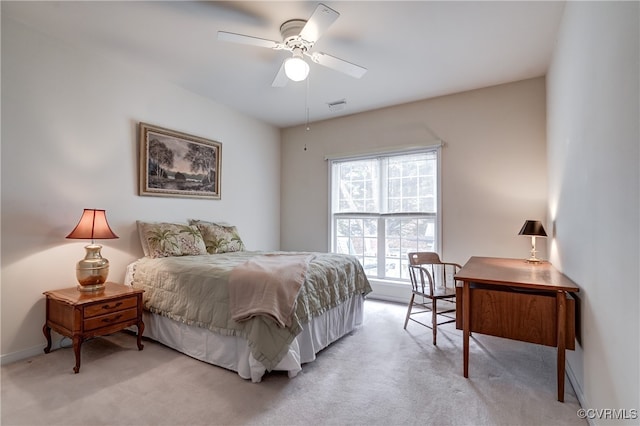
[327,143,442,287]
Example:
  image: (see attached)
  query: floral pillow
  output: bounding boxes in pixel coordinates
[189,220,245,254]
[138,222,207,258]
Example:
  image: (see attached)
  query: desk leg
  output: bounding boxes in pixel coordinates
[463,282,470,378]
[556,291,567,402]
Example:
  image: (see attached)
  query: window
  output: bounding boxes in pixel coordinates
[329,147,440,281]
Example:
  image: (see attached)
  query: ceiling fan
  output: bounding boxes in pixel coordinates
[217,3,367,87]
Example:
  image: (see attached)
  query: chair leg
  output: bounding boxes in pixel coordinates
[404,293,415,329]
[432,298,437,345]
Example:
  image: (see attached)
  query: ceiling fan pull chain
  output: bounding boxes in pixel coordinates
[305,75,311,132]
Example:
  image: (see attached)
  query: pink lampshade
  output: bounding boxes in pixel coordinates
[66,209,119,242]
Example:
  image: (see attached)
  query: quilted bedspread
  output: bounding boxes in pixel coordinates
[131,251,372,370]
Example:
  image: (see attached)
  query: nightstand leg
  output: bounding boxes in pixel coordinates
[136,320,145,350]
[43,324,52,354]
[72,335,83,374]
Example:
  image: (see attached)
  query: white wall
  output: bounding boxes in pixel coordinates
[281,78,548,269]
[1,17,281,361]
[547,1,639,420]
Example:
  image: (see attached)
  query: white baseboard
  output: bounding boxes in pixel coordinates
[1,337,64,366]
[367,279,411,305]
[367,292,408,305]
[565,360,591,424]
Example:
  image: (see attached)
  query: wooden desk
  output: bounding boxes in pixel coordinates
[455,256,579,402]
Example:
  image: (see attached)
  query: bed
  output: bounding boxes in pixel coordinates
[126,220,372,382]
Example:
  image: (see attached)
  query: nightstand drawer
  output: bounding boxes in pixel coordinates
[84,297,137,318]
[84,307,138,331]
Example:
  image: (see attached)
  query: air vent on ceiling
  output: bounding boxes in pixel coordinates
[328,99,346,112]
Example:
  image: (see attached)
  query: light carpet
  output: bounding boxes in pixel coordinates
[1,300,585,425]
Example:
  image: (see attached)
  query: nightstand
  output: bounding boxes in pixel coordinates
[43,282,145,373]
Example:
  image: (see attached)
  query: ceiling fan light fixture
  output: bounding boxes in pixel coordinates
[284,52,310,82]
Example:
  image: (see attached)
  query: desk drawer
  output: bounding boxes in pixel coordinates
[84,308,138,331]
[456,285,575,349]
[84,297,137,318]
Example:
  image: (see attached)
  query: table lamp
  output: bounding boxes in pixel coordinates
[518,220,547,263]
[66,209,119,292]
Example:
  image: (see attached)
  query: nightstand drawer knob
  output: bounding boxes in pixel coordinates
[102,302,123,310]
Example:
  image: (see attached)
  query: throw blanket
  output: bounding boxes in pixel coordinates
[229,254,313,328]
[131,251,372,370]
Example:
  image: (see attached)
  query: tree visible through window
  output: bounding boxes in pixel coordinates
[330,149,440,281]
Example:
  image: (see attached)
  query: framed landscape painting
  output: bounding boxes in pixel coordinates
[139,123,222,199]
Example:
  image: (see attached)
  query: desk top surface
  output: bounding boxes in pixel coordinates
[455,256,579,292]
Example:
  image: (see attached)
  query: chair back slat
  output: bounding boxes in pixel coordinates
[408,252,442,266]
[408,264,434,294]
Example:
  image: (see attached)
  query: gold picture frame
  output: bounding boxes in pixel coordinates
[139,123,221,199]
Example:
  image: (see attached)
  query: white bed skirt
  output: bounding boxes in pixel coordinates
[140,294,364,382]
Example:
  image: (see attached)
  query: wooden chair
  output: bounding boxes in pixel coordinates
[404,252,462,345]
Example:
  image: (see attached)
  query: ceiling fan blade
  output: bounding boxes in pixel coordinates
[217,31,280,49]
[271,61,289,87]
[310,52,367,79]
[299,3,339,44]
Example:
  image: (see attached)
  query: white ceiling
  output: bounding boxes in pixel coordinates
[4,1,566,128]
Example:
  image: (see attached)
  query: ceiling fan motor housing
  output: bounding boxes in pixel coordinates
[280,19,312,51]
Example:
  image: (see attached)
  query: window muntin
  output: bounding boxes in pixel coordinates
[330,149,440,281]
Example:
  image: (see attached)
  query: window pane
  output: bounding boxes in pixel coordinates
[387,218,433,279]
[402,197,419,211]
[403,177,418,196]
[364,237,377,256]
[334,216,380,276]
[388,198,401,212]
[384,153,437,214]
[385,257,401,278]
[336,236,351,254]
[335,219,349,237]
[362,257,378,275]
[417,219,436,251]
[334,159,378,213]
[388,177,401,198]
[363,218,377,237]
